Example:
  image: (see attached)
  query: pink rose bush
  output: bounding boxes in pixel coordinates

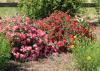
[0,16,58,61]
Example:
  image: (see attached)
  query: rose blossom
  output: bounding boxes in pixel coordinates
[15,52,20,59]
[57,41,64,47]
[20,54,26,59]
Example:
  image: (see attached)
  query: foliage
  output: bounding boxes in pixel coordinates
[95,0,100,23]
[0,11,95,62]
[0,33,11,71]
[33,11,94,51]
[18,0,81,19]
[73,36,100,71]
[0,16,58,62]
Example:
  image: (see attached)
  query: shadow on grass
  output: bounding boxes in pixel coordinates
[5,61,27,71]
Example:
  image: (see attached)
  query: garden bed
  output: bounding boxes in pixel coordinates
[5,25,100,71]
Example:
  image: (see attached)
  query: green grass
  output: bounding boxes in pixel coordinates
[0,33,11,71]
[0,7,18,18]
[0,0,18,2]
[73,36,100,71]
[79,7,98,18]
[0,7,98,19]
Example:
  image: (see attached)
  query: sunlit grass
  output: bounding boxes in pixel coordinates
[73,36,100,71]
[0,0,18,2]
[0,7,18,18]
[79,7,98,18]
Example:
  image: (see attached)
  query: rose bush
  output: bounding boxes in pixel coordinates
[0,16,58,62]
[33,11,94,50]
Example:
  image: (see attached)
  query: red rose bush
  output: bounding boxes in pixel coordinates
[33,11,94,50]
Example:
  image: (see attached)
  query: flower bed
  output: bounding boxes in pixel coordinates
[0,11,95,62]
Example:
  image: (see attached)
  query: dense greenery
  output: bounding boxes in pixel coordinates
[95,0,100,23]
[73,36,100,71]
[18,0,81,19]
[0,33,11,71]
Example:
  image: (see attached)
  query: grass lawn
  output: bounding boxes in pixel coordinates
[0,0,18,2]
[0,7,18,18]
[79,7,98,18]
[0,7,98,19]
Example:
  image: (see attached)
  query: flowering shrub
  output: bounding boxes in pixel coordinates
[0,11,95,61]
[0,16,58,61]
[34,11,94,50]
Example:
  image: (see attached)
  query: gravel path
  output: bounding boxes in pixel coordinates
[95,26,100,41]
[6,53,78,71]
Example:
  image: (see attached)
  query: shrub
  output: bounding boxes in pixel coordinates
[0,33,11,71]
[73,36,100,71]
[0,16,58,62]
[33,11,94,51]
[18,0,81,19]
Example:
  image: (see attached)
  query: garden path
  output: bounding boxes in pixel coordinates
[95,26,100,41]
[6,53,78,71]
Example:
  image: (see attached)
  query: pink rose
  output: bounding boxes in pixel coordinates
[26,16,30,21]
[26,38,31,43]
[32,34,37,38]
[6,17,12,22]
[20,46,27,52]
[15,52,20,59]
[20,34,26,39]
[57,41,64,47]
[21,41,26,45]
[25,21,30,25]
[63,39,67,44]
[12,18,16,23]
[12,48,18,54]
[20,54,26,59]
[44,34,49,43]
[13,26,18,31]
[38,38,43,43]
[26,46,32,51]
[37,29,45,36]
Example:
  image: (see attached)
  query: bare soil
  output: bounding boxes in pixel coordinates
[6,53,78,71]
[94,26,100,41]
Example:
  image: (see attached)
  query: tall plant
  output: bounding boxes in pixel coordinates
[18,0,81,19]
